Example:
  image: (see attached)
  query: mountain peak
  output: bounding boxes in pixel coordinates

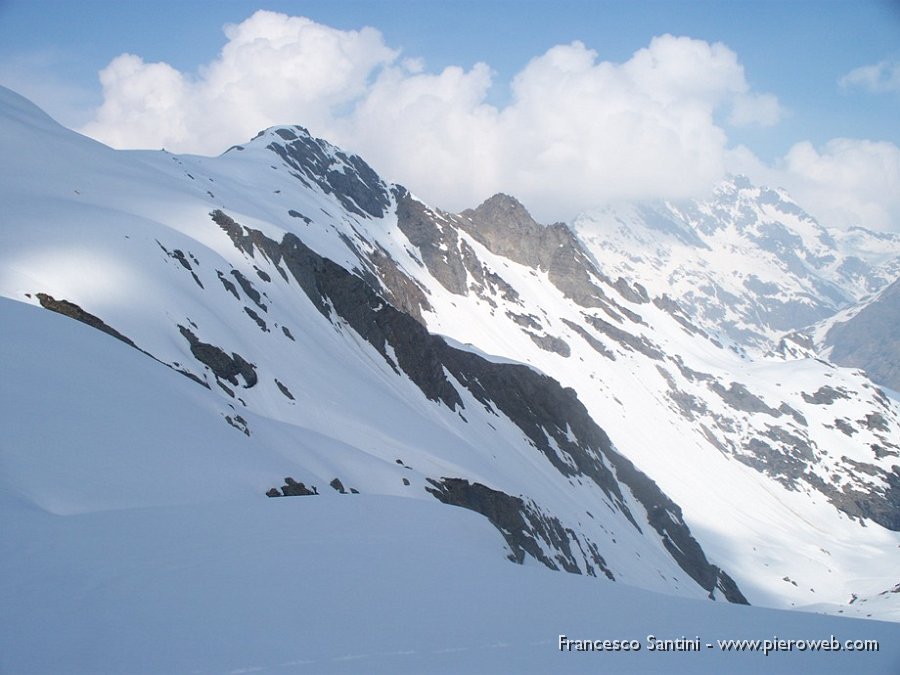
[238,123,391,219]
[462,192,541,233]
[247,124,315,144]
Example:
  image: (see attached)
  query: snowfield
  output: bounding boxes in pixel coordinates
[3,83,900,673]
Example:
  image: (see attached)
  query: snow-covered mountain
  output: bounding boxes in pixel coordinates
[808,276,900,392]
[572,177,900,353]
[3,85,900,672]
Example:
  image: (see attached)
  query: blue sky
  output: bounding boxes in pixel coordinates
[1,0,899,229]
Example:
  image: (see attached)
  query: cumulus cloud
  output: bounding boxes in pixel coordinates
[340,36,763,218]
[77,10,897,232]
[725,138,900,232]
[839,61,900,94]
[728,92,781,127]
[777,139,900,231]
[81,11,397,152]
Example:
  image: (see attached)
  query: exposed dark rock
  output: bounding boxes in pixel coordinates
[863,412,889,432]
[657,366,708,420]
[287,209,312,224]
[211,209,284,263]
[482,269,520,303]
[653,295,706,337]
[459,238,522,307]
[36,293,138,348]
[710,381,779,416]
[278,231,463,408]
[368,244,432,322]
[281,325,295,341]
[613,277,650,304]
[700,424,731,454]
[274,128,297,141]
[217,380,235,398]
[611,302,644,325]
[802,385,850,405]
[459,238,485,291]
[526,332,571,357]
[780,331,815,351]
[764,425,815,461]
[829,466,900,531]
[507,311,542,330]
[172,248,195,269]
[161,247,205,288]
[265,127,390,218]
[459,193,545,266]
[231,270,267,312]
[243,306,268,332]
[736,439,806,489]
[672,358,715,383]
[242,306,268,332]
[433,348,629,509]
[872,444,899,460]
[426,477,614,579]
[834,419,857,437]
[267,477,318,497]
[217,270,240,300]
[329,478,347,494]
[224,414,250,436]
[583,314,664,360]
[394,188,468,296]
[778,403,808,426]
[459,194,615,310]
[562,319,615,360]
[275,378,295,400]
[281,476,318,496]
[178,325,258,388]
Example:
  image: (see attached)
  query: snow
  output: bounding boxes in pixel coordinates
[3,303,893,674]
[5,491,900,675]
[3,84,900,672]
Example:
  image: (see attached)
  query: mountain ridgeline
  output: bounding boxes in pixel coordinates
[2,85,900,618]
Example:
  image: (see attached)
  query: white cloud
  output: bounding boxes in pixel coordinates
[81,11,397,153]
[776,139,900,232]
[336,34,784,220]
[728,92,781,127]
[726,138,900,232]
[77,11,899,232]
[839,61,900,94]
[86,54,189,149]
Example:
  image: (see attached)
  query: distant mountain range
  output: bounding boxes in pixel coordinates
[573,176,900,353]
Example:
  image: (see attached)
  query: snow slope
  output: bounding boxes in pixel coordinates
[2,84,900,671]
[1,304,896,674]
